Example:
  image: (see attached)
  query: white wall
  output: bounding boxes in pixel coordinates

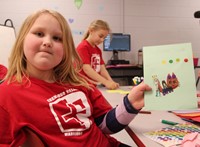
[123,0,200,65]
[0,0,124,65]
[0,25,16,67]
[1,0,200,63]
[1,0,200,86]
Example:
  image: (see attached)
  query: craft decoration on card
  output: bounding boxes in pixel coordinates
[143,43,197,110]
[144,123,200,147]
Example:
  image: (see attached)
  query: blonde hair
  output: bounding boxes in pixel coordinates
[6,9,90,88]
[82,20,111,40]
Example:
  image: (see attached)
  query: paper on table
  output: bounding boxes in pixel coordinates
[106,86,132,94]
[106,89,130,94]
[172,109,200,123]
[172,109,200,114]
[181,132,200,147]
[144,123,200,147]
[143,43,197,110]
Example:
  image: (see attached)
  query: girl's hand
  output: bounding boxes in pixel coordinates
[105,81,119,90]
[127,82,152,110]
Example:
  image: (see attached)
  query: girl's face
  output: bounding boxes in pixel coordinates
[23,13,64,79]
[88,29,109,46]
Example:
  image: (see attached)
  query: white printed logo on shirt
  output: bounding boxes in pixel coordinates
[91,54,100,72]
[49,91,92,136]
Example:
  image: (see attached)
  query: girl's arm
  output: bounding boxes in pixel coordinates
[83,64,119,89]
[95,82,152,134]
[94,95,139,134]
[82,64,108,84]
[83,64,118,89]
[99,65,113,81]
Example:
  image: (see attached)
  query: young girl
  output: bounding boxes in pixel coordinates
[76,20,119,90]
[0,9,151,147]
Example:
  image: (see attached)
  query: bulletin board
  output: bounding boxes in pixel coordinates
[0,19,16,67]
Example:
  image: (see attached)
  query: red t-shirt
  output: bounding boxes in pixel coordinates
[76,40,105,74]
[0,77,120,147]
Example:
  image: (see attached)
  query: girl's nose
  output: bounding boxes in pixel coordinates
[43,37,52,48]
[43,42,52,48]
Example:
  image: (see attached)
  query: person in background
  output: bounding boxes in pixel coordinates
[0,64,7,83]
[76,20,119,90]
[0,9,152,147]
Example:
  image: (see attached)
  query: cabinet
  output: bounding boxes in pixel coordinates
[106,65,143,86]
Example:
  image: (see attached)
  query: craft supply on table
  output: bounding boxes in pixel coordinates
[144,123,200,147]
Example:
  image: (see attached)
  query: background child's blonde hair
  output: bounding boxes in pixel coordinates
[82,20,111,40]
[6,9,90,88]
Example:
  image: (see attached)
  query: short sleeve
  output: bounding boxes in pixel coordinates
[88,87,112,118]
[76,41,91,64]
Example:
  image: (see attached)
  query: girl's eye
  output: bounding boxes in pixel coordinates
[53,36,62,42]
[35,32,44,37]
[99,35,104,38]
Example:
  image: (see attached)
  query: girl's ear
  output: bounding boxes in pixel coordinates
[89,28,95,34]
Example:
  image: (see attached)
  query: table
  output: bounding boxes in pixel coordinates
[98,85,137,146]
[106,65,143,86]
[98,86,186,147]
[127,111,186,147]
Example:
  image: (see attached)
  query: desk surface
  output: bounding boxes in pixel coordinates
[98,86,137,146]
[98,86,186,147]
[128,111,186,147]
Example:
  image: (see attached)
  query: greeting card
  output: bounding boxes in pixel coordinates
[143,43,197,110]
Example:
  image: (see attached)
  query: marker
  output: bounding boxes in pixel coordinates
[161,119,179,125]
[181,118,194,123]
[139,110,151,114]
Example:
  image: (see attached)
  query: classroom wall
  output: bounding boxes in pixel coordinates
[1,0,200,87]
[0,0,123,65]
[1,0,200,63]
[123,0,200,64]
